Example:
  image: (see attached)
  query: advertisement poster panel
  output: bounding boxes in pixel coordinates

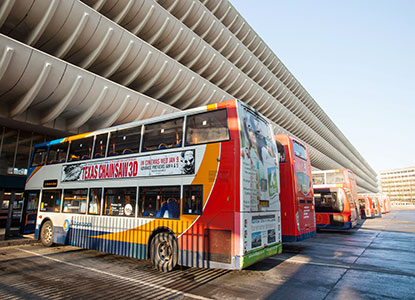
[239,106,279,212]
[61,150,195,182]
[241,212,281,267]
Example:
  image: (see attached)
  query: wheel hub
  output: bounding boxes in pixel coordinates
[158,241,172,262]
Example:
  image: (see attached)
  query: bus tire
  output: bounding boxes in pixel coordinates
[150,232,178,272]
[40,220,54,247]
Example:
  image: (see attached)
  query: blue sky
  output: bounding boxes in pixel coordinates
[233,0,415,175]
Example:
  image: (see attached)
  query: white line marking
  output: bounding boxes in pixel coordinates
[18,248,213,300]
[269,256,351,269]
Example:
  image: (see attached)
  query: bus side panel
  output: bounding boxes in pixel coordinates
[178,102,240,269]
[292,143,316,240]
[279,157,298,242]
[238,211,282,269]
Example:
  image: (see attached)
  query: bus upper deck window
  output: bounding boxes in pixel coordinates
[31,146,48,167]
[108,127,141,157]
[68,137,94,162]
[93,133,108,159]
[185,109,229,146]
[142,118,183,151]
[47,142,68,165]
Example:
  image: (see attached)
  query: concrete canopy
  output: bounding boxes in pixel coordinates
[0,0,378,192]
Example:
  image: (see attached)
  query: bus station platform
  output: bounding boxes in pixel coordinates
[0,230,37,247]
[0,209,414,299]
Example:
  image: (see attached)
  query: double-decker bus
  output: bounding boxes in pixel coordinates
[275,134,315,242]
[26,99,282,271]
[312,169,359,230]
[379,193,391,213]
[371,195,382,217]
[357,195,375,218]
[313,185,359,229]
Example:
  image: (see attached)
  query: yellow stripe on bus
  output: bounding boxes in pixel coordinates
[63,132,94,142]
[90,143,221,244]
[206,104,217,111]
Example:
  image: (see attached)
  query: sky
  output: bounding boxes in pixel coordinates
[233,0,415,175]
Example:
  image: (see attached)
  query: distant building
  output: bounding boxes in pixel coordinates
[380,167,415,203]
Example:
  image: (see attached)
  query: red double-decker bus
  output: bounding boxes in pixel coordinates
[358,195,375,218]
[275,134,316,242]
[379,193,391,213]
[312,169,359,230]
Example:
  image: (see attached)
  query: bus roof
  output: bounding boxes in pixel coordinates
[33,99,268,149]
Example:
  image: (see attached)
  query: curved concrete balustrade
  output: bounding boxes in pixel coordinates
[81,0,377,189]
[0,0,378,192]
[0,0,233,109]
[0,35,178,133]
[198,0,377,177]
[151,0,377,184]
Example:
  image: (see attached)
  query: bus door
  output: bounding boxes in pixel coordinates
[21,190,40,234]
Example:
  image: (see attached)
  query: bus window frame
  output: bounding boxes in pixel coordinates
[292,140,307,161]
[182,185,203,215]
[68,137,94,162]
[46,142,69,165]
[62,188,88,214]
[107,126,142,157]
[276,140,286,163]
[39,189,62,213]
[314,188,344,213]
[184,109,231,147]
[138,185,181,219]
[88,187,103,216]
[103,187,138,217]
[92,133,109,159]
[142,118,184,152]
[30,145,48,167]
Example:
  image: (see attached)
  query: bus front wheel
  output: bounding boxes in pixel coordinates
[40,220,54,247]
[150,232,178,272]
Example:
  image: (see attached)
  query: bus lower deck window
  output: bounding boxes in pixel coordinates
[63,189,87,214]
[183,185,203,215]
[139,186,180,219]
[40,190,61,212]
[104,187,136,217]
[89,188,102,215]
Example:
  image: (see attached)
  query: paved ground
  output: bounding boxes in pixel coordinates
[0,209,414,300]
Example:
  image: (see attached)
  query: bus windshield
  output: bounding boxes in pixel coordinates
[314,188,344,213]
[296,172,311,195]
[293,141,307,161]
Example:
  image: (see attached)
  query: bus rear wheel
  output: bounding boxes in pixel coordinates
[150,232,178,272]
[40,220,54,247]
